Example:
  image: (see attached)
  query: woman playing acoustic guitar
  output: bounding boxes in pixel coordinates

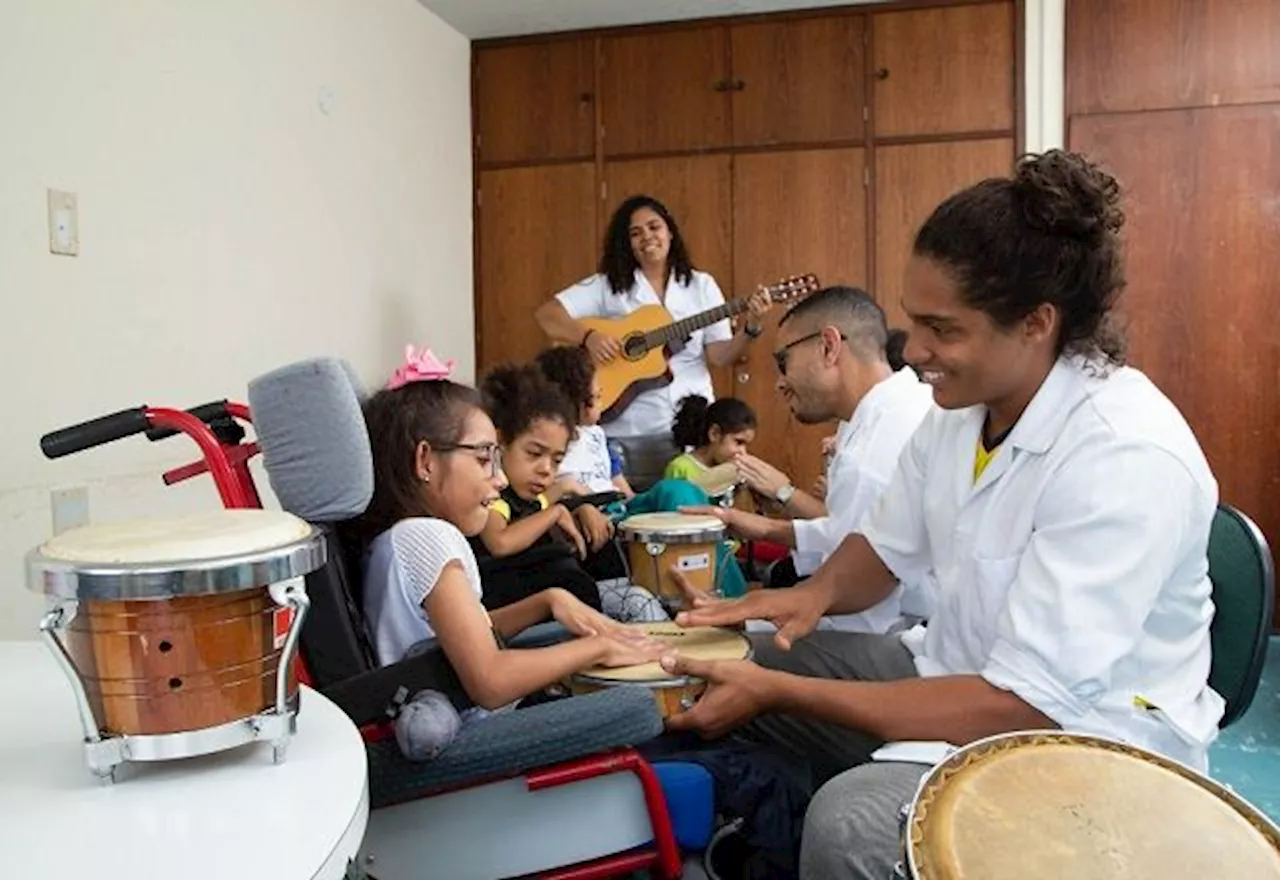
[534,194,773,438]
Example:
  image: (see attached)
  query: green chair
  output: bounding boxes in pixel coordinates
[1207,503,1275,728]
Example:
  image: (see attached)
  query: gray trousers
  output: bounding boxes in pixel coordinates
[740,631,930,880]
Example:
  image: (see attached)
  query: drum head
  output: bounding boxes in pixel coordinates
[619,511,725,543]
[28,509,325,601]
[907,732,1280,879]
[574,623,750,684]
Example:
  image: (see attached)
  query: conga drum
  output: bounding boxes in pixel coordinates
[894,730,1280,879]
[567,622,751,718]
[617,512,726,606]
[26,508,325,781]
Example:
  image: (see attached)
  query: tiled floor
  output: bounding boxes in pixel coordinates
[1209,635,1280,822]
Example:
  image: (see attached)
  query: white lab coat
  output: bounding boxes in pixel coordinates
[555,269,732,438]
[792,367,934,633]
[862,356,1224,771]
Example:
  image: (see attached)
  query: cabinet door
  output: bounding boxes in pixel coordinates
[476,164,597,371]
[604,155,734,395]
[1073,105,1280,606]
[874,138,1014,329]
[872,2,1014,138]
[730,15,866,147]
[600,26,730,157]
[1067,0,1280,115]
[732,149,869,490]
[474,40,596,166]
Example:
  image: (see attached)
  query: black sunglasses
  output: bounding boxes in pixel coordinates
[773,331,847,376]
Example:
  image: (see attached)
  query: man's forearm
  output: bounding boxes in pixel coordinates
[807,533,899,614]
[766,671,1057,745]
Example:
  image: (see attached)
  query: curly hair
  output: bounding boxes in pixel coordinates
[600,195,695,294]
[534,346,595,415]
[672,395,757,449]
[480,362,578,443]
[913,149,1127,365]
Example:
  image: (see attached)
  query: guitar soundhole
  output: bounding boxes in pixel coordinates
[622,333,648,361]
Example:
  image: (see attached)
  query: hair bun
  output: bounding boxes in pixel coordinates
[1014,150,1124,243]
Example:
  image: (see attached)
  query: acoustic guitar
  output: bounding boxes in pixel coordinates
[581,273,821,423]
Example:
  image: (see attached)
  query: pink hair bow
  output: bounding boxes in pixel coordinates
[386,345,457,390]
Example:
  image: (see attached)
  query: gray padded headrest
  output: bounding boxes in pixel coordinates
[248,357,373,522]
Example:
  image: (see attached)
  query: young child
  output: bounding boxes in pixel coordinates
[476,362,668,622]
[355,347,664,725]
[665,394,758,487]
[534,346,634,507]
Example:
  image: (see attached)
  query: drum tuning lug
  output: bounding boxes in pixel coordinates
[272,742,289,765]
[680,694,697,710]
[646,541,666,557]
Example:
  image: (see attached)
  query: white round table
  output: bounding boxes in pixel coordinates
[0,640,369,879]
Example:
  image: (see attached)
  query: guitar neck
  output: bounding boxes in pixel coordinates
[645,298,751,348]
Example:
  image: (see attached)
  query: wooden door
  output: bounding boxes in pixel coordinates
[474,39,596,165]
[729,15,866,148]
[600,26,731,157]
[1067,0,1280,114]
[604,155,734,394]
[872,2,1014,138]
[873,138,1014,328]
[476,163,598,371]
[1071,105,1280,561]
[732,148,869,490]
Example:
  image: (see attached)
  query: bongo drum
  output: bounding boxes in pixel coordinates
[894,730,1280,880]
[26,508,325,781]
[618,512,726,605]
[568,623,751,718]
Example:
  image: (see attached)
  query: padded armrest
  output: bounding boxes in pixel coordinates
[367,686,664,808]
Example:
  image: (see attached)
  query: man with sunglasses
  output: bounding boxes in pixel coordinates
[686,285,934,632]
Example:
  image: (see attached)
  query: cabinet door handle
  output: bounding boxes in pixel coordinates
[713,79,732,92]
[875,67,890,81]
[731,79,746,92]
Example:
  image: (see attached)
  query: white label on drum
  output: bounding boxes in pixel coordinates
[677,553,711,572]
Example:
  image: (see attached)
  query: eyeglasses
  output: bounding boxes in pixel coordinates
[773,331,847,376]
[437,442,503,478]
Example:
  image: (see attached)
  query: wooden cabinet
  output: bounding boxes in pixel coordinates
[476,164,597,371]
[601,27,731,157]
[473,3,1017,487]
[733,148,869,490]
[730,16,866,147]
[873,138,1014,329]
[872,3,1014,137]
[1067,0,1280,115]
[1072,104,1280,578]
[474,39,596,165]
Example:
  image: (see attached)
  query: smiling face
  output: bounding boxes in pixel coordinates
[419,408,507,536]
[772,322,844,425]
[628,207,672,270]
[501,417,571,500]
[900,255,1056,419]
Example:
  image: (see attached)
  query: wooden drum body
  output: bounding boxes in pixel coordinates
[568,623,750,719]
[26,509,325,781]
[618,512,726,606]
[895,731,1280,880]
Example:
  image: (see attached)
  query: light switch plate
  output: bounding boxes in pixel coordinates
[51,486,89,535]
[47,189,79,256]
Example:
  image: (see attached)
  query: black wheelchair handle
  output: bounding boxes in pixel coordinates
[40,407,150,459]
[144,400,232,441]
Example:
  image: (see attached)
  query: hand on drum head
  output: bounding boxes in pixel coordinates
[547,587,633,639]
[596,632,667,668]
[660,654,775,739]
[673,577,825,652]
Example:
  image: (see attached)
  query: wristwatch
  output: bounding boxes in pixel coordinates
[775,483,797,506]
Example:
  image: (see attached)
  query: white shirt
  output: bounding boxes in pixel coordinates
[556,269,733,437]
[363,518,483,666]
[792,367,934,633]
[558,425,614,493]
[862,357,1223,771]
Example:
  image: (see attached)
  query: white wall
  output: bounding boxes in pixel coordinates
[0,0,472,638]
[1023,0,1066,153]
